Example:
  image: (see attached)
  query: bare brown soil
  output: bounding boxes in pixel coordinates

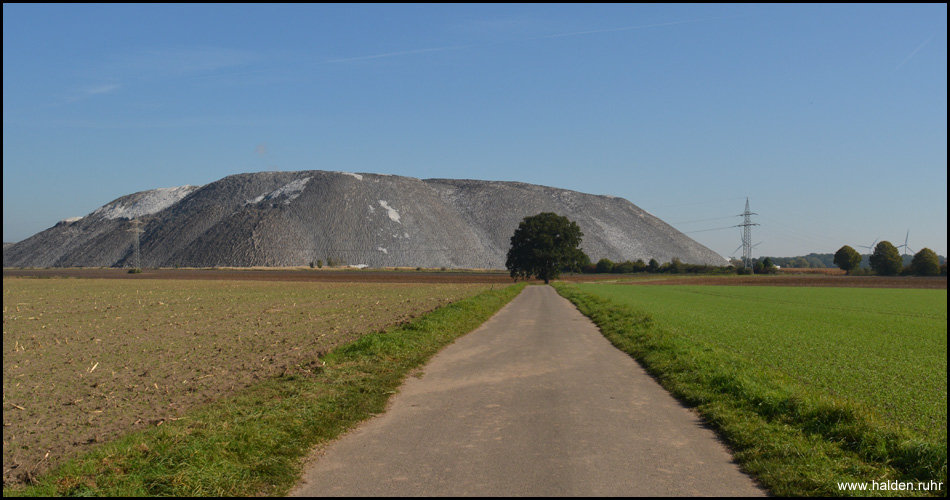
[776,267,846,275]
[2,276,493,485]
[2,267,516,284]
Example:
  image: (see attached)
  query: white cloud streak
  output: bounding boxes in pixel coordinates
[62,83,122,103]
[84,84,121,95]
[62,47,259,105]
[892,34,934,73]
[83,47,253,85]
[326,44,478,63]
[108,46,260,79]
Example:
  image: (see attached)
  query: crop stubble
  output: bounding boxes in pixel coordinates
[2,277,491,484]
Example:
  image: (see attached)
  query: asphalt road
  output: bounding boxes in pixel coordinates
[290,285,765,496]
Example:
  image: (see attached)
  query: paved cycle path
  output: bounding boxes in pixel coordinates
[291,285,764,496]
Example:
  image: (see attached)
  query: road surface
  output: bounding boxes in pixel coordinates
[291,285,764,496]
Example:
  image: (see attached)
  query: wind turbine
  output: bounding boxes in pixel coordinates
[731,242,763,262]
[859,237,879,255]
[728,227,745,260]
[896,230,915,256]
[750,241,763,262]
[730,242,744,259]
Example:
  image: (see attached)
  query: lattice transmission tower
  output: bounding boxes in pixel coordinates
[738,198,758,268]
[128,219,144,269]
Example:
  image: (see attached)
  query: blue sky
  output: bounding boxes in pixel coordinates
[3,4,947,258]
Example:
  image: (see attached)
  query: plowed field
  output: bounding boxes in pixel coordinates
[2,267,515,284]
[2,276,494,485]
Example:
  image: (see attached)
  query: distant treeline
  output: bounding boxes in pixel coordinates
[761,253,947,269]
[761,253,835,268]
[568,257,736,276]
[566,252,947,276]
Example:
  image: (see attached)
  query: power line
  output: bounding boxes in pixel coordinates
[677,199,756,267]
[682,225,737,234]
[669,198,852,257]
[671,215,740,225]
[650,196,746,210]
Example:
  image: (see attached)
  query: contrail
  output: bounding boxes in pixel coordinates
[892,34,933,73]
[326,44,478,63]
[84,84,121,95]
[63,83,121,104]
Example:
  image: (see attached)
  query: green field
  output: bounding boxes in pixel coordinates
[575,284,947,439]
[557,282,947,496]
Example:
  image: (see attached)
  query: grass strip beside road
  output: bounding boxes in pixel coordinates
[5,283,526,497]
[553,283,946,497]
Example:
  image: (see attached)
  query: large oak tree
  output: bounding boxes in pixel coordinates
[506,212,585,284]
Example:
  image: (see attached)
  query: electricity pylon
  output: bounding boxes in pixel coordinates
[737,198,758,269]
[128,219,144,269]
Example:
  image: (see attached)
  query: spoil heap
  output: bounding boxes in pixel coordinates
[3,171,727,269]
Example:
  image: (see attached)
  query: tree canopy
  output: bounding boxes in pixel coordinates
[506,212,585,284]
[595,258,615,274]
[833,245,862,274]
[869,241,902,276]
[911,248,940,276]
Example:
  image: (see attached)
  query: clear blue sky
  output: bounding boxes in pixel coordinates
[4,4,947,258]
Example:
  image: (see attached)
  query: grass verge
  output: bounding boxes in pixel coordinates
[3,283,525,497]
[553,282,946,497]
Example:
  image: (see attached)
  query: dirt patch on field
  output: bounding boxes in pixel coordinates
[2,278,493,485]
[2,267,524,284]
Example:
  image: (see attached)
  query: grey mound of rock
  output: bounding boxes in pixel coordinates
[3,171,727,269]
